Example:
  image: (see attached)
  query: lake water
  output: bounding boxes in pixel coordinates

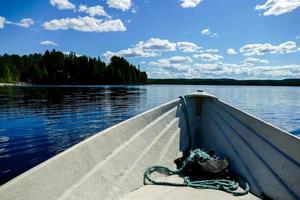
[0,85,299,185]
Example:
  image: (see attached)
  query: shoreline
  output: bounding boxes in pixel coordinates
[0,82,32,87]
[1,81,300,87]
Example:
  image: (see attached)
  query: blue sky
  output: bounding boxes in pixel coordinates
[0,0,300,79]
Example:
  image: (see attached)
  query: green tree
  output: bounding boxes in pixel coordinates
[0,51,148,84]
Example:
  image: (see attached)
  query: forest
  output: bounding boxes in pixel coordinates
[0,50,148,84]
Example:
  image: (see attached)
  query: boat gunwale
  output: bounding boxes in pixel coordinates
[188,91,299,140]
[217,99,300,141]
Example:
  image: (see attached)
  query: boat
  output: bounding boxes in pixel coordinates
[0,91,299,200]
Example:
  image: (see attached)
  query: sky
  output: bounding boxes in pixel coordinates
[0,0,300,79]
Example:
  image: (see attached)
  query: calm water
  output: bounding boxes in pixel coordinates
[0,85,299,185]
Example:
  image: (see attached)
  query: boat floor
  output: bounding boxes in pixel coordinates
[120,176,261,200]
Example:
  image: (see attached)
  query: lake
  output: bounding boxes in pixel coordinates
[0,85,299,185]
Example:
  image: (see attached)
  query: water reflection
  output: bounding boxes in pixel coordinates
[0,86,146,185]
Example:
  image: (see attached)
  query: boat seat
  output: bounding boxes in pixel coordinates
[120,175,261,200]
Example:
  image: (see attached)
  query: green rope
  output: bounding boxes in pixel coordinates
[144,149,250,196]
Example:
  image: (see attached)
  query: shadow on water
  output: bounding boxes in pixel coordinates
[0,86,146,185]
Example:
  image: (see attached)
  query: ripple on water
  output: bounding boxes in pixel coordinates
[0,136,9,143]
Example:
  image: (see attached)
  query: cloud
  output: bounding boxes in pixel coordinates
[227,48,237,55]
[159,56,193,64]
[40,40,58,46]
[177,42,201,52]
[148,56,193,72]
[243,57,270,64]
[4,18,35,28]
[102,37,176,59]
[194,63,224,72]
[148,68,194,78]
[107,0,132,11]
[78,5,108,17]
[50,0,75,11]
[240,41,299,56]
[0,16,5,29]
[103,39,222,63]
[180,0,203,8]
[255,0,300,16]
[147,58,300,79]
[43,16,126,32]
[147,68,180,79]
[102,48,159,60]
[193,53,223,61]
[15,18,34,28]
[201,28,210,35]
[136,38,176,51]
[205,49,219,53]
[201,28,218,38]
[191,62,300,79]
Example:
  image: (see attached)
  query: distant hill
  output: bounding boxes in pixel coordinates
[149,78,300,86]
[0,50,147,85]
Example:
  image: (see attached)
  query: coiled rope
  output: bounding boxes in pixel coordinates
[144,149,250,196]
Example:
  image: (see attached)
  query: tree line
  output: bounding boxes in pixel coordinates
[0,50,148,84]
[149,78,300,86]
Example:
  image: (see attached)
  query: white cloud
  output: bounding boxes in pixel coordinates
[5,18,35,28]
[191,62,300,79]
[103,48,159,60]
[50,0,75,11]
[136,38,176,51]
[147,68,179,79]
[227,48,237,55]
[177,42,201,52]
[148,56,192,72]
[180,0,203,8]
[194,63,223,71]
[78,5,108,17]
[43,16,126,32]
[0,16,5,29]
[243,57,270,64]
[201,28,210,35]
[205,49,219,53]
[195,48,219,54]
[240,41,299,56]
[160,56,193,64]
[102,37,176,60]
[40,40,58,46]
[255,0,300,16]
[107,0,132,11]
[16,18,34,28]
[193,53,223,61]
[201,28,218,38]
[148,59,300,79]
